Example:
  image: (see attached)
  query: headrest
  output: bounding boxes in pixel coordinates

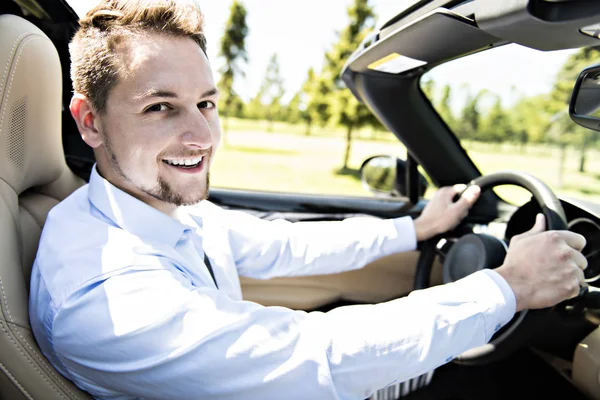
[0,14,65,196]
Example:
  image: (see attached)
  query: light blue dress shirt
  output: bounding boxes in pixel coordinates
[29,166,516,400]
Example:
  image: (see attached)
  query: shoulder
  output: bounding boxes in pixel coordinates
[34,191,173,307]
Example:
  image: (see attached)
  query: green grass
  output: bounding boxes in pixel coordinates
[211,118,600,206]
[212,129,407,197]
[464,141,600,205]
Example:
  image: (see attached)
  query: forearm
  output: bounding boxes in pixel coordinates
[234,215,418,279]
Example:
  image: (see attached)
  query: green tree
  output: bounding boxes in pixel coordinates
[283,92,302,124]
[437,84,456,131]
[299,67,330,136]
[457,91,484,140]
[480,97,515,143]
[245,91,265,120]
[508,94,551,147]
[229,94,245,118]
[420,77,435,99]
[299,67,317,136]
[545,111,574,188]
[258,53,286,132]
[550,46,600,172]
[312,76,333,129]
[322,0,377,170]
[217,0,249,144]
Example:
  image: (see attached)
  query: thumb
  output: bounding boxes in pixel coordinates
[523,213,546,236]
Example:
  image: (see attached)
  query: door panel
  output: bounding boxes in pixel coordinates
[241,251,444,310]
[208,188,426,219]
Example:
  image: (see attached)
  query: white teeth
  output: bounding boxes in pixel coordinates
[164,156,203,166]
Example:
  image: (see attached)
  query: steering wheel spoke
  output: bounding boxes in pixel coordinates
[434,237,456,263]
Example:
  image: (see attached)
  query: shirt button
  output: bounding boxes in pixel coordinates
[445,356,453,363]
[494,323,502,332]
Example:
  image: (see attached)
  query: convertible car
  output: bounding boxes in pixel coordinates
[0,0,599,399]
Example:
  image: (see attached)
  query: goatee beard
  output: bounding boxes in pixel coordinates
[103,134,210,207]
[154,172,210,206]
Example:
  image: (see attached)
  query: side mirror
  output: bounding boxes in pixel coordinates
[570,63,600,131]
[359,155,428,198]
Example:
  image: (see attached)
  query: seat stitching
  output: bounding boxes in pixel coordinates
[0,33,38,134]
[0,33,82,398]
[0,35,51,195]
[0,279,75,399]
[1,34,57,196]
[0,360,35,400]
[2,35,49,130]
[0,278,78,398]
[0,320,67,400]
[0,31,31,105]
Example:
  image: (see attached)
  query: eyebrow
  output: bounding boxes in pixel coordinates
[133,88,219,102]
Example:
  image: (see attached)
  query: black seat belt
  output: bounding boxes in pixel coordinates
[203,253,218,289]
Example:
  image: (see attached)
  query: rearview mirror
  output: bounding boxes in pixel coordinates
[360,155,428,198]
[570,63,600,131]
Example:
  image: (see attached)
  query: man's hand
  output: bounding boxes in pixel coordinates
[495,214,588,312]
[414,184,481,241]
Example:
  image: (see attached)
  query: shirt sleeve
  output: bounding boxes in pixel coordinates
[207,202,417,279]
[52,263,516,400]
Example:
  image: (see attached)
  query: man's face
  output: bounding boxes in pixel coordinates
[92,33,220,210]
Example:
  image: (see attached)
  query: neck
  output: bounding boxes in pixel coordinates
[95,163,179,218]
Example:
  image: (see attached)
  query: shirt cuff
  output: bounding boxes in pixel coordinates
[457,269,517,339]
[408,267,518,341]
[385,216,417,254]
[480,268,517,319]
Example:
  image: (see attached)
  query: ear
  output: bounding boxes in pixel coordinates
[69,94,103,148]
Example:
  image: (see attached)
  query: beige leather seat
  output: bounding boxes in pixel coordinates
[0,14,92,399]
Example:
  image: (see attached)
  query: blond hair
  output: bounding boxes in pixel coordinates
[69,0,207,113]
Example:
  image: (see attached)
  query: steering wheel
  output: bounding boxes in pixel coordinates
[413,171,569,366]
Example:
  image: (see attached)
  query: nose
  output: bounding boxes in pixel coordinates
[180,109,213,149]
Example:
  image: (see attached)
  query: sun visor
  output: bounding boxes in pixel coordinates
[342,8,499,101]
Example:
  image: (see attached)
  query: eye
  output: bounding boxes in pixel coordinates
[198,101,216,110]
[145,103,170,113]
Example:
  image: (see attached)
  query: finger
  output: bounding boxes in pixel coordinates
[453,184,467,193]
[571,249,588,271]
[574,266,588,288]
[454,185,481,209]
[450,184,467,202]
[566,281,584,300]
[560,231,587,252]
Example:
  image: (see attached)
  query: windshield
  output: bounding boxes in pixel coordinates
[421,43,600,206]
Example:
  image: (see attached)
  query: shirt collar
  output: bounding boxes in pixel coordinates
[88,165,191,247]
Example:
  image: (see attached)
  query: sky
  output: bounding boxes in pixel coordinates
[67,0,577,107]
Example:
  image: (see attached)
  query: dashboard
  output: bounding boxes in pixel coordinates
[505,197,600,288]
[569,217,600,283]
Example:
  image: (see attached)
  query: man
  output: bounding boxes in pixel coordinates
[29,1,587,399]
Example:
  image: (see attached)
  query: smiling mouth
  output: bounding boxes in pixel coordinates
[162,155,205,169]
